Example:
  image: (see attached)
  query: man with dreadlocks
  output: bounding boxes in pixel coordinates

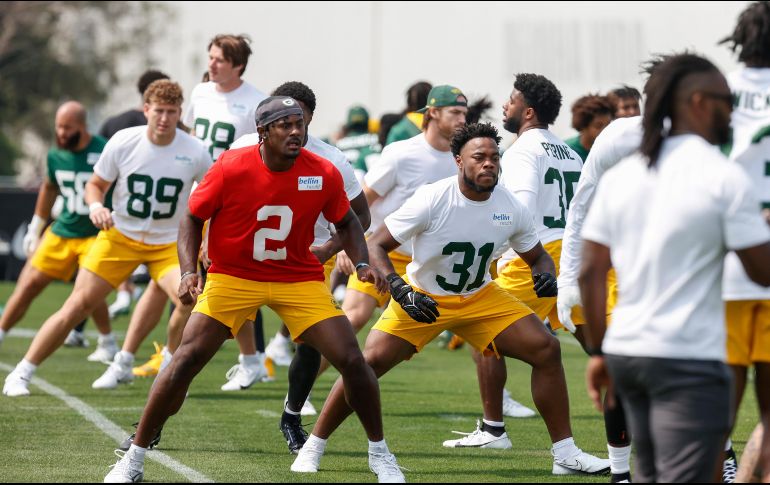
[719,2,770,481]
[581,52,770,483]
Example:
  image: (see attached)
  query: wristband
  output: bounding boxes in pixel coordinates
[587,347,604,357]
[89,202,104,214]
[180,271,197,280]
[355,262,370,271]
[28,214,46,236]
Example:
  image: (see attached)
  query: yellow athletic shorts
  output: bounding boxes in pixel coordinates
[193,272,344,339]
[80,227,179,288]
[29,228,96,281]
[496,239,618,331]
[726,300,770,366]
[323,254,336,289]
[347,250,411,306]
[373,280,533,354]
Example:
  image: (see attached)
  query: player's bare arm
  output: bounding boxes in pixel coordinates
[312,191,371,264]
[516,242,558,297]
[84,174,114,230]
[365,224,400,278]
[578,239,613,411]
[735,241,770,287]
[335,208,386,294]
[177,210,205,305]
[363,183,382,206]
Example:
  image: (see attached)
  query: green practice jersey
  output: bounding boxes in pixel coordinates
[564,135,589,163]
[47,136,107,238]
[336,132,381,174]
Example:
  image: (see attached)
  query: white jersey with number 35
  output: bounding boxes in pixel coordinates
[94,126,212,244]
[183,81,267,161]
[498,128,583,266]
[385,176,540,297]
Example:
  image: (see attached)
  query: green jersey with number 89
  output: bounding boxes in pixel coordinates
[183,81,267,162]
[47,135,107,239]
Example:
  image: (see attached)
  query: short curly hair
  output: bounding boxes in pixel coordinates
[272,81,317,114]
[571,94,614,131]
[450,122,501,157]
[513,73,562,125]
[143,79,183,106]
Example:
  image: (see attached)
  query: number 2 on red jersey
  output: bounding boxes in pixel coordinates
[253,205,293,261]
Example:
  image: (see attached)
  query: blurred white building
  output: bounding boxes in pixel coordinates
[100,1,751,142]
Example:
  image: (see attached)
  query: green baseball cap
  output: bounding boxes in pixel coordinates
[416,85,467,113]
[346,105,369,129]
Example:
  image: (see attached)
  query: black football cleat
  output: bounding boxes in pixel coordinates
[119,422,163,451]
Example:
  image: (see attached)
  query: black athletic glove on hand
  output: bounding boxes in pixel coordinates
[387,273,440,323]
[533,272,558,297]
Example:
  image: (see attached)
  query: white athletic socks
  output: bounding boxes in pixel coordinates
[16,358,37,378]
[368,439,389,454]
[724,438,733,451]
[305,434,328,451]
[272,332,289,346]
[127,444,147,462]
[0,328,6,343]
[116,351,135,365]
[608,444,631,474]
[482,418,505,429]
[241,353,260,367]
[551,437,579,462]
[114,290,131,308]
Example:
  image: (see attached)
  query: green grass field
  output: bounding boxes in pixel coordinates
[0,282,760,483]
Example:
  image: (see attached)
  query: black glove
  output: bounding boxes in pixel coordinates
[533,272,558,297]
[387,273,440,323]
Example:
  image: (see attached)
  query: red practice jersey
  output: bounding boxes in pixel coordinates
[189,145,350,282]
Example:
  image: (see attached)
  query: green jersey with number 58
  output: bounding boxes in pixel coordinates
[183,81,267,162]
[47,135,107,239]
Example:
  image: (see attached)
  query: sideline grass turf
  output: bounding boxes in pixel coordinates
[0,282,759,482]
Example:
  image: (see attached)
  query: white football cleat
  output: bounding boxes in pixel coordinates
[221,354,268,391]
[552,448,611,475]
[64,329,89,348]
[2,370,31,397]
[369,451,406,483]
[291,440,324,473]
[88,335,119,363]
[502,389,536,418]
[442,420,512,449]
[265,336,294,367]
[93,353,134,390]
[104,449,144,483]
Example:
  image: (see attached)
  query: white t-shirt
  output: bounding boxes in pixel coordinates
[183,81,267,161]
[365,133,456,256]
[723,133,770,300]
[723,67,770,300]
[583,135,770,361]
[230,133,362,246]
[559,117,642,288]
[727,68,770,161]
[94,126,212,244]
[498,128,583,267]
[385,176,540,297]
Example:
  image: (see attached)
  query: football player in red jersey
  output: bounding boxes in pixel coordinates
[104,97,407,483]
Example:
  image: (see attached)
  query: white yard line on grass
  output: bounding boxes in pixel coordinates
[0,362,213,483]
[4,328,124,339]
